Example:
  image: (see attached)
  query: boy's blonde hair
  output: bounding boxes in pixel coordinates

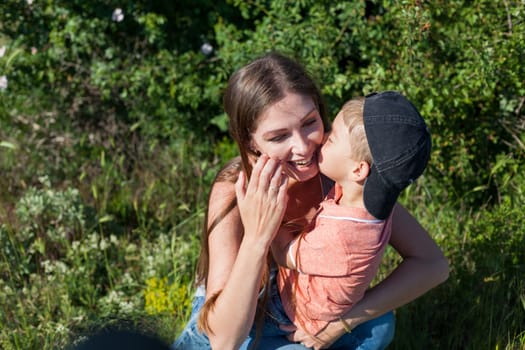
[339,97,373,164]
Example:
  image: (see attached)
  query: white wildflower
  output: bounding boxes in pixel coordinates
[71,241,80,251]
[0,75,7,90]
[56,323,67,334]
[0,46,6,58]
[119,300,134,314]
[55,261,68,274]
[72,315,85,323]
[27,0,33,5]
[201,42,213,56]
[37,175,51,187]
[89,233,99,250]
[41,260,53,274]
[99,237,109,250]
[112,8,124,22]
[106,290,120,304]
[126,243,137,253]
[31,47,37,55]
[121,272,133,285]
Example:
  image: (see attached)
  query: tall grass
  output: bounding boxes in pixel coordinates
[0,112,524,349]
[0,124,221,348]
[383,176,525,349]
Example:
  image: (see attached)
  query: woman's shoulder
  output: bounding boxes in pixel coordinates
[210,180,236,200]
[208,157,241,221]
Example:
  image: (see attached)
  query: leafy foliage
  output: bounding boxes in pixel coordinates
[0,0,524,349]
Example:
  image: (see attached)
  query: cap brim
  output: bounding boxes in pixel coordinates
[363,164,400,220]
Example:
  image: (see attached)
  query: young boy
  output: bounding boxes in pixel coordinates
[270,91,432,337]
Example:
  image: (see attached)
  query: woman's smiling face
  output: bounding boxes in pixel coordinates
[250,92,325,183]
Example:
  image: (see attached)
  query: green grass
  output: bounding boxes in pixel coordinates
[0,108,523,350]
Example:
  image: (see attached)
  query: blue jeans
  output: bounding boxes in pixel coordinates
[172,283,395,350]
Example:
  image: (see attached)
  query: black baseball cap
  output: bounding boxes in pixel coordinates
[363,91,431,220]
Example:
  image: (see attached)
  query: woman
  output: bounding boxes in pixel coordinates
[173,52,449,350]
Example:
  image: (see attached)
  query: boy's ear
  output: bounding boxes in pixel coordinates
[351,161,371,182]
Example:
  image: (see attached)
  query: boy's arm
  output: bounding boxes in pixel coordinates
[271,226,299,269]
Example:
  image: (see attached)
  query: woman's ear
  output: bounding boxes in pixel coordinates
[247,142,261,165]
[248,140,261,156]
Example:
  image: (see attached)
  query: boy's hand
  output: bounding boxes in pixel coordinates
[287,322,345,350]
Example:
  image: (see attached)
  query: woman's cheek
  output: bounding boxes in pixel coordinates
[316,129,325,145]
[262,144,291,161]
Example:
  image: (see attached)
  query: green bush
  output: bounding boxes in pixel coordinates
[1,0,524,349]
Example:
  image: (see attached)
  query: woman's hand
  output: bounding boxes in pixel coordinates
[235,154,289,249]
